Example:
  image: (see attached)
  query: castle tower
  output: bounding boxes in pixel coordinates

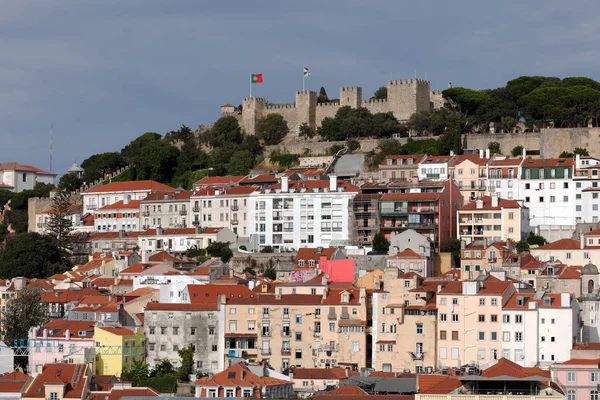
[295,90,317,131]
[387,79,431,121]
[242,97,265,135]
[340,87,362,109]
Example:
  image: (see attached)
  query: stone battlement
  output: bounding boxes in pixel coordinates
[316,102,341,107]
[362,98,388,104]
[388,78,429,86]
[242,97,266,102]
[296,90,314,95]
[431,90,442,95]
[265,103,296,110]
[341,86,361,92]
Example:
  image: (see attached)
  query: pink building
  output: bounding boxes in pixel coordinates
[552,358,600,400]
[319,256,354,283]
[28,320,96,376]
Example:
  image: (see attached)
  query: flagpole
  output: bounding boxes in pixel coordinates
[250,75,252,98]
[303,74,305,91]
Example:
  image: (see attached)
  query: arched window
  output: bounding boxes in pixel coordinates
[589,279,595,294]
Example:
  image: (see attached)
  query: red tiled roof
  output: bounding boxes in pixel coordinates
[390,248,426,259]
[98,200,141,211]
[88,387,159,400]
[290,367,348,380]
[0,162,56,175]
[503,292,571,310]
[573,342,600,350]
[240,174,278,184]
[489,157,524,166]
[148,251,185,263]
[258,179,360,194]
[522,158,574,168]
[142,190,192,201]
[418,376,462,394]
[585,229,600,236]
[194,362,290,387]
[319,385,366,396]
[35,320,96,338]
[25,364,89,398]
[96,327,135,336]
[559,358,600,365]
[85,180,174,193]
[313,396,414,400]
[188,284,256,305]
[145,302,218,311]
[0,371,30,393]
[422,155,455,164]
[418,375,455,393]
[451,153,489,167]
[481,358,550,379]
[119,263,154,275]
[380,154,426,166]
[535,238,581,250]
[438,280,512,295]
[41,288,102,304]
[460,195,522,211]
[380,192,440,201]
[194,176,246,186]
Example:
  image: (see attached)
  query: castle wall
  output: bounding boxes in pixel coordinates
[263,104,298,136]
[315,103,341,127]
[430,91,445,110]
[386,79,430,121]
[363,99,390,114]
[463,132,541,155]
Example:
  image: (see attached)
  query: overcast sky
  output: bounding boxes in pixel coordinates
[1,0,599,176]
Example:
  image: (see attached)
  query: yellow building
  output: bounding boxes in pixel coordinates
[94,326,145,376]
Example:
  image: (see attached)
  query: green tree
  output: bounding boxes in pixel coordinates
[526,233,547,247]
[46,190,74,258]
[81,152,127,183]
[500,116,518,133]
[511,145,524,157]
[0,190,12,209]
[0,222,8,242]
[133,140,180,183]
[560,148,590,158]
[371,86,388,100]
[0,232,68,278]
[4,286,49,365]
[442,87,490,116]
[260,246,274,253]
[211,116,243,147]
[206,241,233,263]
[440,238,462,267]
[174,141,201,179]
[372,233,390,253]
[263,266,276,280]
[317,87,330,104]
[165,125,194,143]
[240,135,262,155]
[298,123,316,141]
[256,114,289,145]
[121,133,162,163]
[488,141,501,154]
[122,359,150,382]
[150,359,176,377]
[177,345,194,382]
[227,150,256,175]
[515,240,530,253]
[243,266,256,276]
[58,173,83,192]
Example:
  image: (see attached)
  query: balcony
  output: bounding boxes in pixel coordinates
[409,351,425,361]
[231,219,239,225]
[231,204,239,211]
[426,173,440,179]
[37,223,47,228]
[179,209,187,216]
[340,312,350,320]
[141,211,150,217]
[192,220,200,226]
[192,206,200,212]
[281,348,291,355]
[328,313,337,320]
[87,205,97,210]
[488,258,497,263]
[261,349,271,355]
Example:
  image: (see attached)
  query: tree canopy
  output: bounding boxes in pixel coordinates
[371,86,387,100]
[132,140,180,183]
[0,232,69,278]
[256,114,289,145]
[81,152,127,183]
[317,87,330,104]
[46,190,74,258]
[318,106,403,141]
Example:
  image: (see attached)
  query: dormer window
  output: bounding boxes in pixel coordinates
[342,293,349,304]
[298,260,305,267]
[516,297,525,306]
[543,297,552,306]
[308,260,315,267]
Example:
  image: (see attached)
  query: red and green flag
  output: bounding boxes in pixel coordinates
[251,73,263,83]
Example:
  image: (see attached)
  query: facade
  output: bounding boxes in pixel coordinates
[223,283,368,373]
[289,367,347,395]
[553,358,600,400]
[388,229,434,261]
[574,154,600,224]
[580,262,600,342]
[436,278,516,368]
[352,194,380,247]
[95,200,141,232]
[94,326,145,377]
[23,364,91,400]
[140,189,192,230]
[82,180,173,215]
[386,248,432,277]
[378,155,425,183]
[530,236,599,266]
[502,291,578,368]
[486,155,524,201]
[138,227,236,257]
[190,185,258,238]
[0,162,56,192]
[417,155,456,181]
[449,151,491,201]
[143,302,225,374]
[248,176,359,251]
[379,179,462,251]
[460,241,510,280]
[457,195,529,245]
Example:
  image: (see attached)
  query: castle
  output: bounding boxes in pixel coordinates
[221,79,443,136]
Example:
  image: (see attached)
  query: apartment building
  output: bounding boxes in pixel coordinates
[535,262,582,298]
[520,158,575,229]
[248,176,359,251]
[138,226,236,257]
[95,200,141,232]
[0,162,56,192]
[502,291,578,368]
[573,154,600,224]
[552,356,600,400]
[487,156,524,200]
[223,283,367,373]
[436,277,516,369]
[140,189,192,229]
[372,269,437,373]
[379,179,462,251]
[530,234,600,266]
[82,180,173,214]
[190,186,257,238]
[449,151,490,201]
[143,302,225,375]
[94,326,145,376]
[386,248,432,277]
[417,155,456,181]
[352,194,380,247]
[23,364,91,400]
[193,175,245,190]
[580,262,600,342]
[460,240,510,280]
[378,155,425,183]
[457,195,530,245]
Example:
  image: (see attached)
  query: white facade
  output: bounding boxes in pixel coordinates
[141,191,192,230]
[501,293,578,368]
[0,163,56,193]
[248,176,359,251]
[417,156,455,181]
[82,181,173,214]
[486,156,523,201]
[138,227,237,257]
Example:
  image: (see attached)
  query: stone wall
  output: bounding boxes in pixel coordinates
[463,132,542,155]
[298,156,333,168]
[265,138,381,157]
[315,102,340,127]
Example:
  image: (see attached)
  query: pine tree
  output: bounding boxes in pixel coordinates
[317,86,329,103]
[46,190,74,257]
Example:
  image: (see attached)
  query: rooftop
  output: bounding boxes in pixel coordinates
[85,180,174,194]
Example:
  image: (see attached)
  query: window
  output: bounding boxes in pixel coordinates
[160,327,166,334]
[452,314,459,322]
[295,332,302,341]
[491,314,498,322]
[567,372,576,382]
[515,349,523,361]
[440,313,447,322]
[491,298,497,306]
[416,323,423,334]
[515,314,523,323]
[592,391,599,400]
[478,315,485,322]
[491,332,497,341]
[329,323,336,332]
[49,393,58,400]
[591,372,599,382]
[229,307,236,315]
[190,327,196,335]
[173,327,179,335]
[539,196,544,202]
[566,390,575,400]
[478,332,485,340]
[229,321,237,332]
[479,298,485,306]
[515,332,522,342]
[440,330,447,340]
[452,331,459,340]
[295,314,302,323]
[352,341,360,352]
[452,298,458,305]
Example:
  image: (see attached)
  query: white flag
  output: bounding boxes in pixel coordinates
[303,66,311,77]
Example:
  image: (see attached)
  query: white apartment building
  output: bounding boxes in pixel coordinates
[82,180,173,214]
[530,233,600,267]
[248,176,359,251]
[0,162,56,192]
[574,154,600,223]
[417,155,456,181]
[138,226,236,257]
[501,291,578,368]
[190,186,257,239]
[487,156,523,201]
[95,199,141,232]
[141,189,192,229]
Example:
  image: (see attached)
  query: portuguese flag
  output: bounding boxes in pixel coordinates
[251,73,263,83]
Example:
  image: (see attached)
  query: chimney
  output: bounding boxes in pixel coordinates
[156,227,163,236]
[581,233,586,249]
[485,148,490,159]
[450,150,454,156]
[479,149,484,158]
[119,230,125,239]
[522,147,526,158]
[43,329,48,339]
[329,175,337,191]
[195,225,201,234]
[576,153,581,166]
[65,329,70,340]
[124,197,130,205]
[215,189,221,196]
[281,176,289,193]
[491,195,499,208]
[561,293,570,307]
[141,250,148,264]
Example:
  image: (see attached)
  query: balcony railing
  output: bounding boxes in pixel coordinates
[261,349,271,355]
[87,205,97,210]
[179,209,187,216]
[426,173,440,178]
[192,220,200,226]
[231,219,239,225]
[409,351,425,360]
[281,348,291,355]
[37,223,47,228]
[328,313,337,320]
[488,258,497,263]
[192,206,200,212]
[231,205,239,211]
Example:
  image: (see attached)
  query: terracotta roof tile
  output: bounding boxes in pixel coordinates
[522,158,574,168]
[85,180,174,194]
[290,367,348,380]
[438,280,512,295]
[536,238,581,250]
[460,195,523,211]
[194,362,290,387]
[390,249,426,259]
[88,387,159,400]
[504,292,571,310]
[142,190,192,201]
[98,200,141,211]
[481,358,550,379]
[558,358,600,365]
[0,371,30,393]
[320,385,366,396]
[25,364,88,398]
[194,176,246,186]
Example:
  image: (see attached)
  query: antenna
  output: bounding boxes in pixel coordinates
[50,122,53,172]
